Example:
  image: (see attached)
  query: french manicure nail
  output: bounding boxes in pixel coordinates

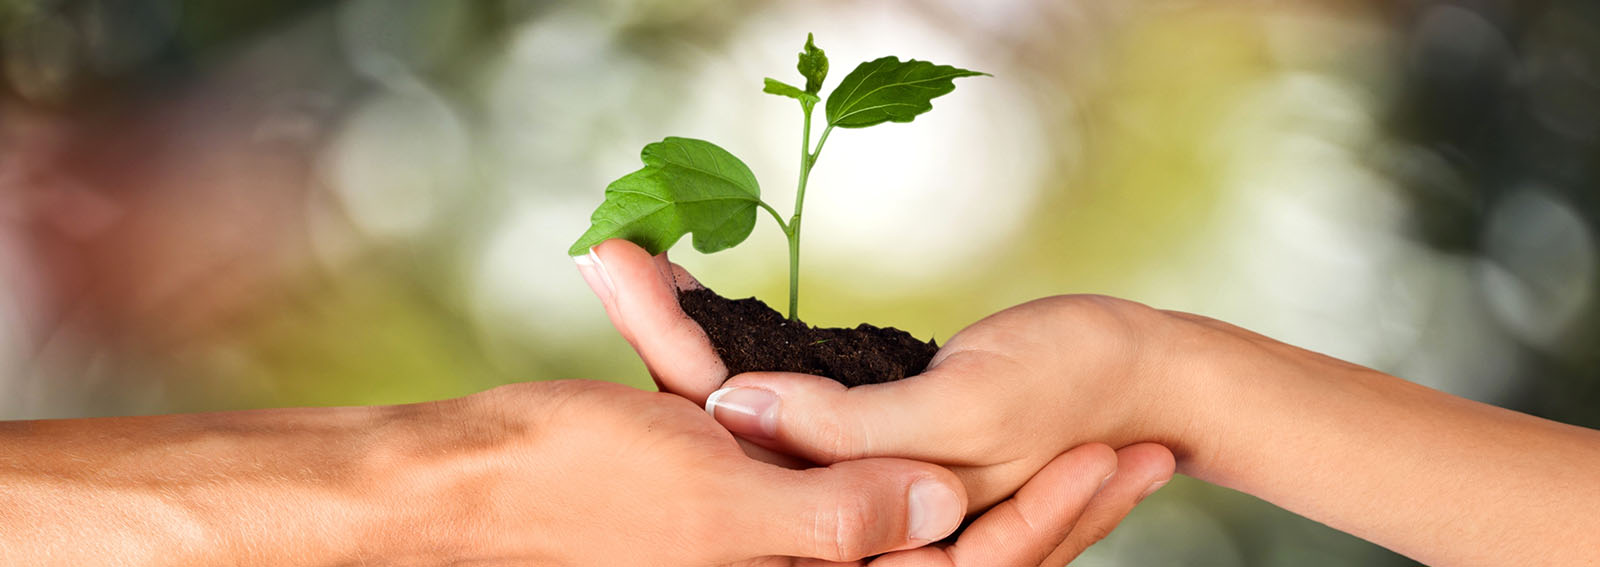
[704,388,780,439]
[906,478,961,543]
[572,247,616,300]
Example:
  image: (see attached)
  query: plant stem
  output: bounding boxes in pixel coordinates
[785,97,837,321]
[811,124,834,164]
[758,201,788,232]
[785,105,814,321]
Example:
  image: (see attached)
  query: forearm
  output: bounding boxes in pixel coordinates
[1180,338,1600,565]
[0,407,434,565]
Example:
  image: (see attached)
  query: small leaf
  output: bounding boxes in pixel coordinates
[825,57,987,129]
[569,137,763,256]
[763,78,820,105]
[798,33,828,94]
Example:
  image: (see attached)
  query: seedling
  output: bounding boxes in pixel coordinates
[570,34,985,321]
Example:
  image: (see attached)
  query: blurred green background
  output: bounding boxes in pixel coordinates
[2,0,1596,564]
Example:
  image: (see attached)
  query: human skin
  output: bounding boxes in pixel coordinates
[579,238,1600,566]
[0,378,1157,566]
[575,240,1178,565]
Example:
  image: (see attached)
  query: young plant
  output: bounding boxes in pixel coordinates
[570,34,985,321]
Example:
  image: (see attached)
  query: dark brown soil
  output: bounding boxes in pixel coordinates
[678,288,938,387]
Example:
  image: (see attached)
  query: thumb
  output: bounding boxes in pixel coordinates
[706,360,991,464]
[725,458,967,563]
[574,239,727,402]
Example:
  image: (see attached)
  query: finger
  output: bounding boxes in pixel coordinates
[1041,443,1175,565]
[721,458,967,564]
[866,444,1120,567]
[704,350,1009,464]
[577,239,727,402]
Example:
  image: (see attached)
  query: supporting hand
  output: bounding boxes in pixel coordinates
[576,238,1600,566]
[1,380,971,565]
[574,239,1178,563]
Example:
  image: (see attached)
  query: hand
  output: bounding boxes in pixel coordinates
[391,380,1139,566]
[384,379,967,565]
[574,239,1179,562]
[1,378,1129,566]
[576,240,1600,567]
[700,294,1194,509]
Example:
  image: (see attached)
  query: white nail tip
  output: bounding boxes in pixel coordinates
[574,246,617,298]
[705,387,734,417]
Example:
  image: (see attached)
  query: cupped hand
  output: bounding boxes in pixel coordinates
[397,379,963,565]
[574,239,1181,562]
[401,379,1132,566]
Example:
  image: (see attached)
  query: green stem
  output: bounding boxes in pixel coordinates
[811,124,835,162]
[758,201,788,232]
[786,98,837,320]
[786,106,813,321]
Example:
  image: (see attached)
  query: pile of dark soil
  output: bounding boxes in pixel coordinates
[678,288,937,387]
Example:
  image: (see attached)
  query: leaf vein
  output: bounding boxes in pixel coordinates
[839,72,976,111]
[834,102,921,123]
[608,188,670,203]
[835,59,888,114]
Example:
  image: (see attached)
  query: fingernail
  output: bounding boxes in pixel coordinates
[1099,472,1116,493]
[704,388,779,440]
[1139,479,1169,501]
[906,478,961,543]
[572,246,615,300]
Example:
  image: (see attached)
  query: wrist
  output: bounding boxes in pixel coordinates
[360,402,489,564]
[362,386,566,564]
[1131,312,1312,475]
[1124,318,1228,468]
[1158,317,1369,483]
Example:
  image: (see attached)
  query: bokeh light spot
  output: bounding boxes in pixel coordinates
[323,89,468,241]
[1478,189,1597,350]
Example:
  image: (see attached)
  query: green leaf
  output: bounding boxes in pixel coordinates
[798,33,828,94]
[763,78,820,105]
[568,137,763,256]
[825,57,987,129]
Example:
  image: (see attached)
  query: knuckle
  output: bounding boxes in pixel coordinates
[484,379,607,405]
[813,492,878,562]
[1073,519,1115,546]
[1003,294,1152,349]
[1062,294,1155,328]
[806,412,863,462]
[1052,294,1158,352]
[489,380,630,430]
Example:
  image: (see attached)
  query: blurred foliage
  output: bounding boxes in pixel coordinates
[1378,0,1600,429]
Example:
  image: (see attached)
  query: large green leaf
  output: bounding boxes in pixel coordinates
[825,57,987,129]
[569,137,762,256]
